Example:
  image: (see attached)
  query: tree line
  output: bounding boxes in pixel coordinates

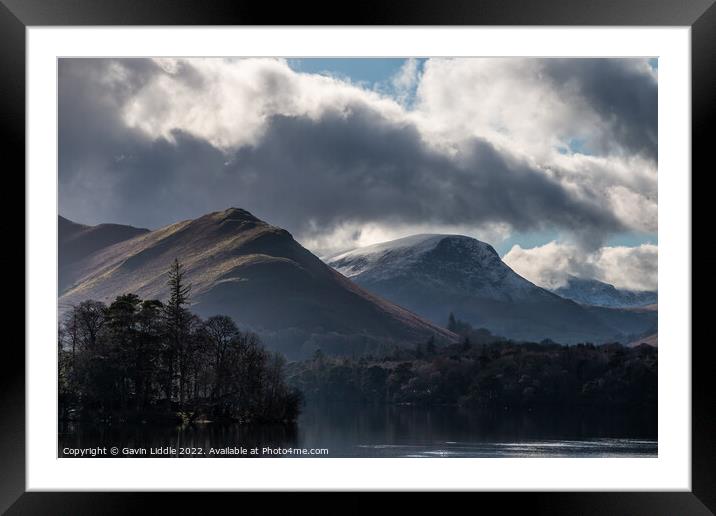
[288,331,657,409]
[58,259,301,425]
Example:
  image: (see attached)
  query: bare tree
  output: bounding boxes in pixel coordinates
[204,315,239,400]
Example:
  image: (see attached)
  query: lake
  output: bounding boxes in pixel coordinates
[58,402,657,458]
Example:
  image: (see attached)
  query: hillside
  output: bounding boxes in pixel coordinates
[59,209,456,357]
[327,234,653,344]
[553,276,657,308]
[59,215,149,292]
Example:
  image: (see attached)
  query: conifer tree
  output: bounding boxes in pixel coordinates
[164,258,192,407]
[448,312,457,332]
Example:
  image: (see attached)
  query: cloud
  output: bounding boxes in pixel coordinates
[413,58,658,239]
[59,59,166,226]
[415,57,657,161]
[503,241,658,291]
[310,220,513,260]
[225,110,625,244]
[390,58,421,105]
[58,57,657,264]
[543,59,657,160]
[120,58,405,151]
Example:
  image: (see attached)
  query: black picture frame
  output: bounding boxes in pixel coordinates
[4,0,712,513]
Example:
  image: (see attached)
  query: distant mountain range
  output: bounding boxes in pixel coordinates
[327,234,656,345]
[59,210,657,352]
[58,209,455,358]
[552,276,657,308]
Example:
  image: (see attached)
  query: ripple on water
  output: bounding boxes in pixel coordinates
[354,439,657,458]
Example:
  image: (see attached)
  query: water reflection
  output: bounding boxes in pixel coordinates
[295,403,656,457]
[59,402,657,458]
[59,420,298,457]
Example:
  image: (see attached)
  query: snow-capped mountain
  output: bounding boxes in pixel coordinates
[330,234,535,300]
[552,276,657,308]
[327,234,655,345]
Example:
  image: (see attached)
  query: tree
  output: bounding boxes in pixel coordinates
[58,290,301,424]
[447,312,457,332]
[135,299,164,410]
[312,348,325,367]
[163,258,192,407]
[75,300,107,352]
[58,324,73,421]
[167,258,191,310]
[203,315,239,400]
[105,294,143,411]
[426,335,436,355]
[414,342,424,359]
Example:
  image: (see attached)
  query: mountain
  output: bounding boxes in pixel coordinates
[629,333,658,347]
[327,234,654,345]
[552,276,657,308]
[59,215,149,292]
[59,209,455,358]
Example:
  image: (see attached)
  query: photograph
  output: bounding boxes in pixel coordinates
[57,56,658,459]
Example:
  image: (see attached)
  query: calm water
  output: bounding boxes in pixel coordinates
[59,403,657,458]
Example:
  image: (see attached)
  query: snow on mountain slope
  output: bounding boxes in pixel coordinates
[330,234,452,278]
[552,276,657,308]
[328,234,533,300]
[327,234,653,345]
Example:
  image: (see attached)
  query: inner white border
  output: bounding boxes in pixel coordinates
[27,27,691,491]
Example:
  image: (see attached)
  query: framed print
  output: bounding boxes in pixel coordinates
[5,0,713,513]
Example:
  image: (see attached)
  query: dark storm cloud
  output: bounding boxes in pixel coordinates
[59,59,164,225]
[543,58,657,160]
[58,58,636,245]
[227,110,624,243]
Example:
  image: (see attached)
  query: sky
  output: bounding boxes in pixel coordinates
[58,57,658,291]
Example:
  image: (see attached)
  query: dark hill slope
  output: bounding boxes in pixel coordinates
[60,209,456,357]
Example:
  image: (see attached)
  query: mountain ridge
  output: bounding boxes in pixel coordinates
[327,234,656,345]
[552,275,657,308]
[59,209,456,357]
[58,215,150,292]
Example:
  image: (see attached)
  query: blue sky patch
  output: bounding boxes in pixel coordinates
[288,58,425,105]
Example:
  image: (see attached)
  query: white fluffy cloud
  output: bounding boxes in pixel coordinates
[390,58,421,105]
[309,220,513,259]
[60,57,658,291]
[414,58,658,234]
[415,58,657,158]
[415,58,586,159]
[503,241,657,291]
[122,58,405,151]
[115,57,657,239]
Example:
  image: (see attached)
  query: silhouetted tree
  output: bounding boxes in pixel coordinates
[58,259,301,424]
[203,315,238,400]
[426,335,436,355]
[448,312,457,332]
[163,258,192,407]
[135,299,164,410]
[287,339,657,409]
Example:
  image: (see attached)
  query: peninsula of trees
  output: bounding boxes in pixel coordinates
[58,259,302,425]
[58,259,657,427]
